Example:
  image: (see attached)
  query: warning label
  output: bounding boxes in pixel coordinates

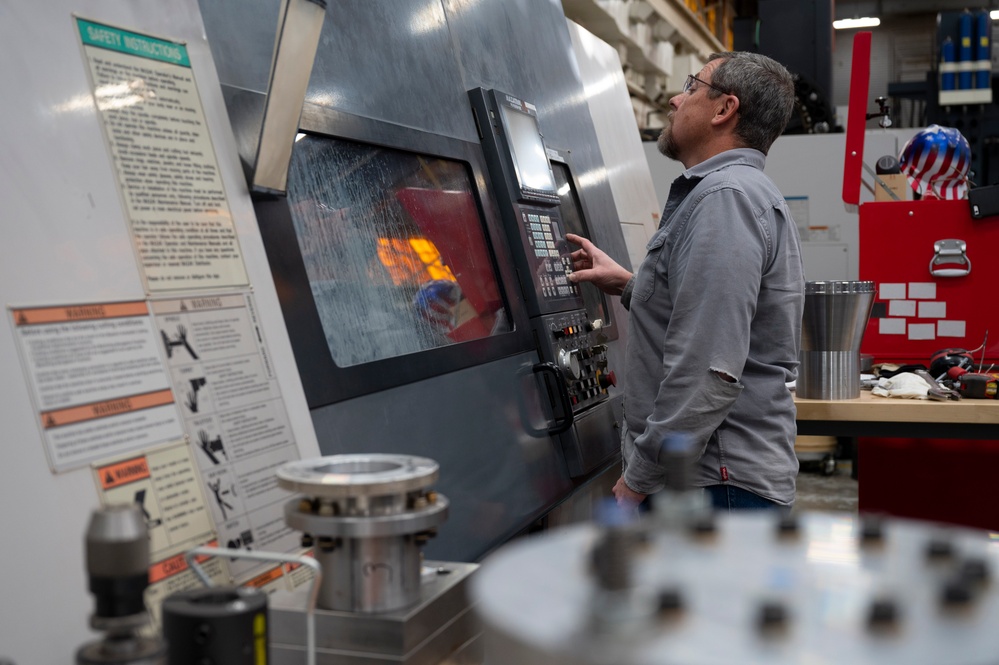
[97,456,151,490]
[149,542,215,584]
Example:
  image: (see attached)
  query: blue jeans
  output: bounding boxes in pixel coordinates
[704,484,784,510]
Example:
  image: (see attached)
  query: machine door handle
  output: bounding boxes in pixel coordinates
[533,362,574,435]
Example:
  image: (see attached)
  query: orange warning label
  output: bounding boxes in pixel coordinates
[41,389,174,429]
[245,566,285,588]
[97,456,150,490]
[11,301,147,326]
[148,541,217,584]
[284,551,314,573]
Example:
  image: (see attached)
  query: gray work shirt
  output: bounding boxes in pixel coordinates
[620,148,804,504]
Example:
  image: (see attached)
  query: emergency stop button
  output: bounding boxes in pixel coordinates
[598,371,617,389]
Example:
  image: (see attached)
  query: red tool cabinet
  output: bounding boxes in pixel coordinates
[859,198,999,366]
[843,32,999,530]
[857,200,999,530]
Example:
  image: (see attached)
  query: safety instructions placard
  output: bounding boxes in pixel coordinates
[150,292,302,580]
[10,301,185,472]
[93,441,230,626]
[76,17,249,293]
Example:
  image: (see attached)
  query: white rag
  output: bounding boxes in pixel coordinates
[871,372,932,399]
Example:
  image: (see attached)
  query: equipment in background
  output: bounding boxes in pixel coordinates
[898,125,971,200]
[75,505,167,665]
[162,588,268,665]
[798,281,876,400]
[269,455,479,665]
[890,11,994,184]
[938,10,993,102]
[930,347,975,378]
[473,507,999,664]
[469,88,621,477]
[927,337,997,398]
[913,367,962,401]
[953,371,999,398]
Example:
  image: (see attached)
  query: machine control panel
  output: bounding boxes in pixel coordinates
[523,208,580,304]
[471,86,619,477]
[535,310,613,414]
[468,87,583,317]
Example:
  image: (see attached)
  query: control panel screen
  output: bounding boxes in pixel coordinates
[499,103,558,197]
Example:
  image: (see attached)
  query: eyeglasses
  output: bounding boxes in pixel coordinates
[682,74,729,96]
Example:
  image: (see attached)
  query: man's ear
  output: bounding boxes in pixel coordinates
[711,95,740,126]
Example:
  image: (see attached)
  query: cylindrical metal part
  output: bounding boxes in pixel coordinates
[161,587,267,665]
[660,433,696,491]
[798,281,875,400]
[85,504,150,620]
[75,636,167,665]
[317,534,423,611]
[77,506,167,665]
[278,454,448,613]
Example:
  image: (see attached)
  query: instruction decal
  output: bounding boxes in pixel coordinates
[76,17,249,292]
[92,441,230,627]
[10,301,185,472]
[151,292,302,580]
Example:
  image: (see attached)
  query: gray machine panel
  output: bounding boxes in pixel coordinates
[311,354,574,562]
[198,0,631,561]
[200,0,479,143]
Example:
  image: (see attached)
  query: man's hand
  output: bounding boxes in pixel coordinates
[565,233,632,296]
[613,476,647,508]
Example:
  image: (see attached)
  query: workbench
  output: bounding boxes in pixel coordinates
[795,390,999,439]
[794,391,999,530]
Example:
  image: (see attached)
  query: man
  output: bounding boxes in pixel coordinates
[567,52,804,510]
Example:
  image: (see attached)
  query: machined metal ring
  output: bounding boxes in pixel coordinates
[277,454,439,499]
[284,495,449,538]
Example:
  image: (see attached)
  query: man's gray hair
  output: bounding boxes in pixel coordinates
[706,52,795,155]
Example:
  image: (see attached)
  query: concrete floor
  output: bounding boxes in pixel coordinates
[794,459,859,513]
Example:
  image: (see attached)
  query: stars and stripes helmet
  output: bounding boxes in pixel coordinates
[898,125,971,200]
[413,279,462,332]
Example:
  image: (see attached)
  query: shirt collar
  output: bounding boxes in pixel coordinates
[682,148,766,179]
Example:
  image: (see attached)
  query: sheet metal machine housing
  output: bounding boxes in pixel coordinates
[198,0,634,563]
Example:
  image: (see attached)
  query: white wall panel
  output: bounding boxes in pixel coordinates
[643,128,919,281]
[0,4,319,662]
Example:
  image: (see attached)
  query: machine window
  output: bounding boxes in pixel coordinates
[287,135,510,366]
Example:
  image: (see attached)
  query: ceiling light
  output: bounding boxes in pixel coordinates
[833,17,881,30]
[991,10,999,20]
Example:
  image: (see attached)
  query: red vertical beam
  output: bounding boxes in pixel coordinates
[843,31,872,207]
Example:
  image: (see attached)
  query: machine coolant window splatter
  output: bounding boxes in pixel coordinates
[286,135,509,366]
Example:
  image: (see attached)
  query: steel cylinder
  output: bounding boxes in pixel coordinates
[161,587,267,665]
[278,454,448,613]
[798,280,875,400]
